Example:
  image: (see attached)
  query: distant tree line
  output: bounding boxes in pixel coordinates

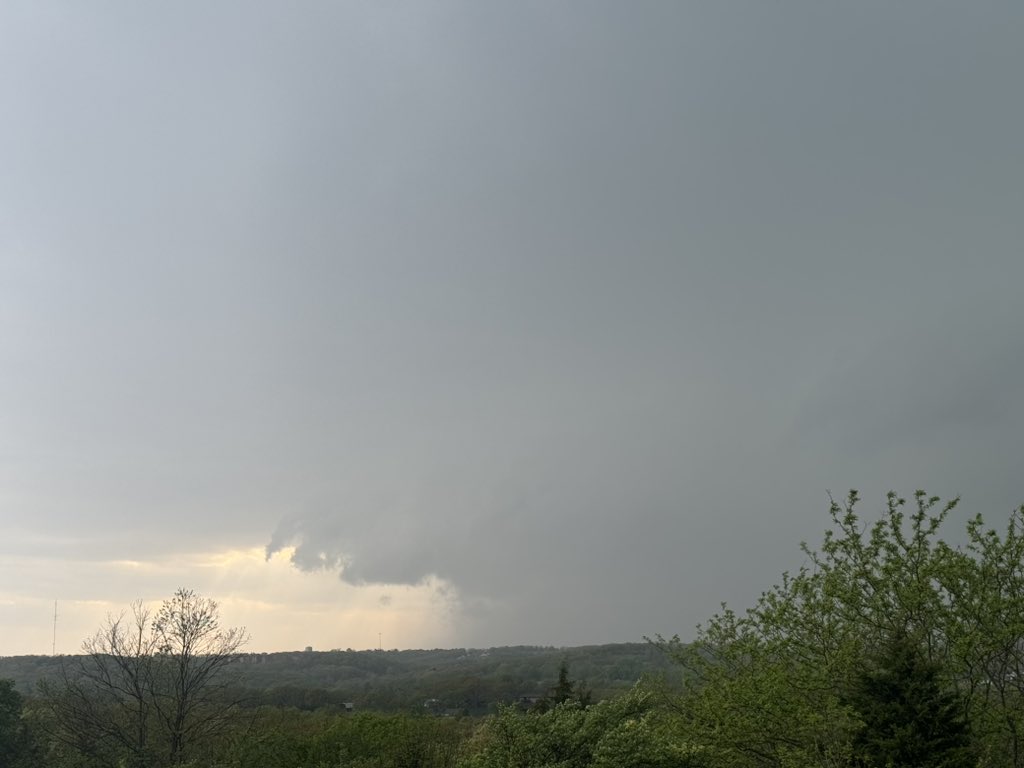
[1,642,673,715]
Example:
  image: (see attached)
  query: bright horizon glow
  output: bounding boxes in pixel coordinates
[0,546,463,657]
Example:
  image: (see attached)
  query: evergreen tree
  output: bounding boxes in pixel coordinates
[846,631,973,768]
[532,660,592,713]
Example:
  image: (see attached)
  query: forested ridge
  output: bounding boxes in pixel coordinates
[5,491,1024,768]
[1,643,676,714]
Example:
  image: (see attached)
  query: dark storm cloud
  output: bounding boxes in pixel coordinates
[2,2,1023,646]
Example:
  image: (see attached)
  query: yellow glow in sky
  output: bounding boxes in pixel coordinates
[0,546,461,656]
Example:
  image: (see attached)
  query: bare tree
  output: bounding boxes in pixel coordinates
[149,589,249,764]
[42,589,249,768]
[42,601,158,767]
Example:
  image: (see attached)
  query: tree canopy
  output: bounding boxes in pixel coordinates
[658,490,1024,768]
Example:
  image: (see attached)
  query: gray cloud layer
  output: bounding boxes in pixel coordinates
[3,2,1023,646]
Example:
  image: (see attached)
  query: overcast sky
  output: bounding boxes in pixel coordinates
[2,2,1023,656]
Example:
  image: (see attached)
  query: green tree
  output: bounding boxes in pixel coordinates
[532,661,591,713]
[0,679,33,767]
[460,682,696,768]
[844,631,972,768]
[937,508,1024,768]
[656,491,1024,768]
[216,708,471,768]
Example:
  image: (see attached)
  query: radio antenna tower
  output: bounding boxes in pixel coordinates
[52,600,58,656]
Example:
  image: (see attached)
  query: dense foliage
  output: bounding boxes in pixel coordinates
[210,708,472,768]
[0,678,35,767]
[659,490,1024,768]
[461,682,695,768]
[844,631,972,768]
